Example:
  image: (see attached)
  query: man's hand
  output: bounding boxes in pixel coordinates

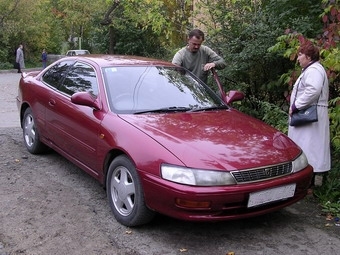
[203,62,216,71]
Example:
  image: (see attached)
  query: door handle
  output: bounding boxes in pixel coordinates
[49,99,56,106]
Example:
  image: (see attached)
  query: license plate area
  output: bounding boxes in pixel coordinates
[247,184,296,208]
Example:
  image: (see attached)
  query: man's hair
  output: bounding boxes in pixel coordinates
[188,29,205,41]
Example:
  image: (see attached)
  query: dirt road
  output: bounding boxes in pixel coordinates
[0,71,339,255]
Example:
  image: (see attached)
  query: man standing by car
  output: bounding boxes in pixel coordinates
[172,29,226,83]
[16,44,25,73]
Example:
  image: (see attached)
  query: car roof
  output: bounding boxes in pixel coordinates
[64,54,175,67]
[67,50,89,52]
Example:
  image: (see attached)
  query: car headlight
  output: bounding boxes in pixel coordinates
[161,164,236,186]
[292,152,309,173]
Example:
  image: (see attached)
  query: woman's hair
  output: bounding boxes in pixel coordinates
[298,41,320,61]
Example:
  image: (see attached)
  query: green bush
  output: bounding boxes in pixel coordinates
[314,161,340,218]
[236,95,289,134]
[0,62,13,70]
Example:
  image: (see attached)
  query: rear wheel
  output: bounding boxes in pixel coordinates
[106,155,155,227]
[23,108,48,154]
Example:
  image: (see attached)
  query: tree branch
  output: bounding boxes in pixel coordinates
[100,0,120,26]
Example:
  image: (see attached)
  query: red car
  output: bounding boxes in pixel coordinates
[16,55,313,227]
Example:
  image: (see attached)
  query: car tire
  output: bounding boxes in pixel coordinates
[106,155,155,227]
[23,108,48,154]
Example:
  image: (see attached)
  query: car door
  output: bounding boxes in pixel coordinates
[45,61,104,175]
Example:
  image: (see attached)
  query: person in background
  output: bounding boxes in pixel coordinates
[16,44,25,73]
[172,29,226,84]
[42,49,47,69]
[288,41,331,187]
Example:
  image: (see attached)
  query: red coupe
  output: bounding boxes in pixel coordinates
[16,55,313,226]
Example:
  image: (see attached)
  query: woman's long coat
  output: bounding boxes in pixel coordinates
[288,61,331,173]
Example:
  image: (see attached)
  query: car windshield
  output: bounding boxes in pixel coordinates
[102,66,226,114]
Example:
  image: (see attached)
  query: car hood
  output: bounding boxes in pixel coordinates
[120,110,300,171]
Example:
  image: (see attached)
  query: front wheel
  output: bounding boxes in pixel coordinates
[106,155,155,227]
[22,108,48,154]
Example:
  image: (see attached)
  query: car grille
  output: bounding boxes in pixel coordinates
[231,162,293,183]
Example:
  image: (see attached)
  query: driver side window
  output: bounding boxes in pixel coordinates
[59,62,99,97]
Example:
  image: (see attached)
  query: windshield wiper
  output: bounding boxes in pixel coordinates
[134,106,192,114]
[188,105,229,112]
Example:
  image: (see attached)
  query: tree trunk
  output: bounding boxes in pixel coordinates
[109,26,115,54]
[100,1,120,54]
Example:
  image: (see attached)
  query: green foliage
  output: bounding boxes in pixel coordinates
[314,162,340,217]
[94,23,168,58]
[192,0,322,109]
[236,96,289,134]
[97,0,192,57]
[263,0,323,37]
[0,62,13,70]
[321,200,340,217]
[0,0,192,67]
[92,1,175,58]
[0,0,65,66]
[256,101,289,134]
[329,98,340,154]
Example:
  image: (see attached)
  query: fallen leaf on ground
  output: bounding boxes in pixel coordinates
[326,214,333,221]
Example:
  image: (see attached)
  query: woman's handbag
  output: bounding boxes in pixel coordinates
[289,73,325,127]
[13,62,20,69]
[290,104,318,126]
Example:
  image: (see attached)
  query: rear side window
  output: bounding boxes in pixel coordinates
[59,62,98,97]
[42,61,73,89]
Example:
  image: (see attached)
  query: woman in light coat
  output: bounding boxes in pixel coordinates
[288,41,331,185]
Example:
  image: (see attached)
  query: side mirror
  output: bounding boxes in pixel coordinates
[225,90,244,105]
[71,92,100,110]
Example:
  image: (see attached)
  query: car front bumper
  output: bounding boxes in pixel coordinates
[141,165,313,222]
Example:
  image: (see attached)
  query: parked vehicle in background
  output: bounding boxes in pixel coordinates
[66,50,90,56]
[16,55,313,227]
